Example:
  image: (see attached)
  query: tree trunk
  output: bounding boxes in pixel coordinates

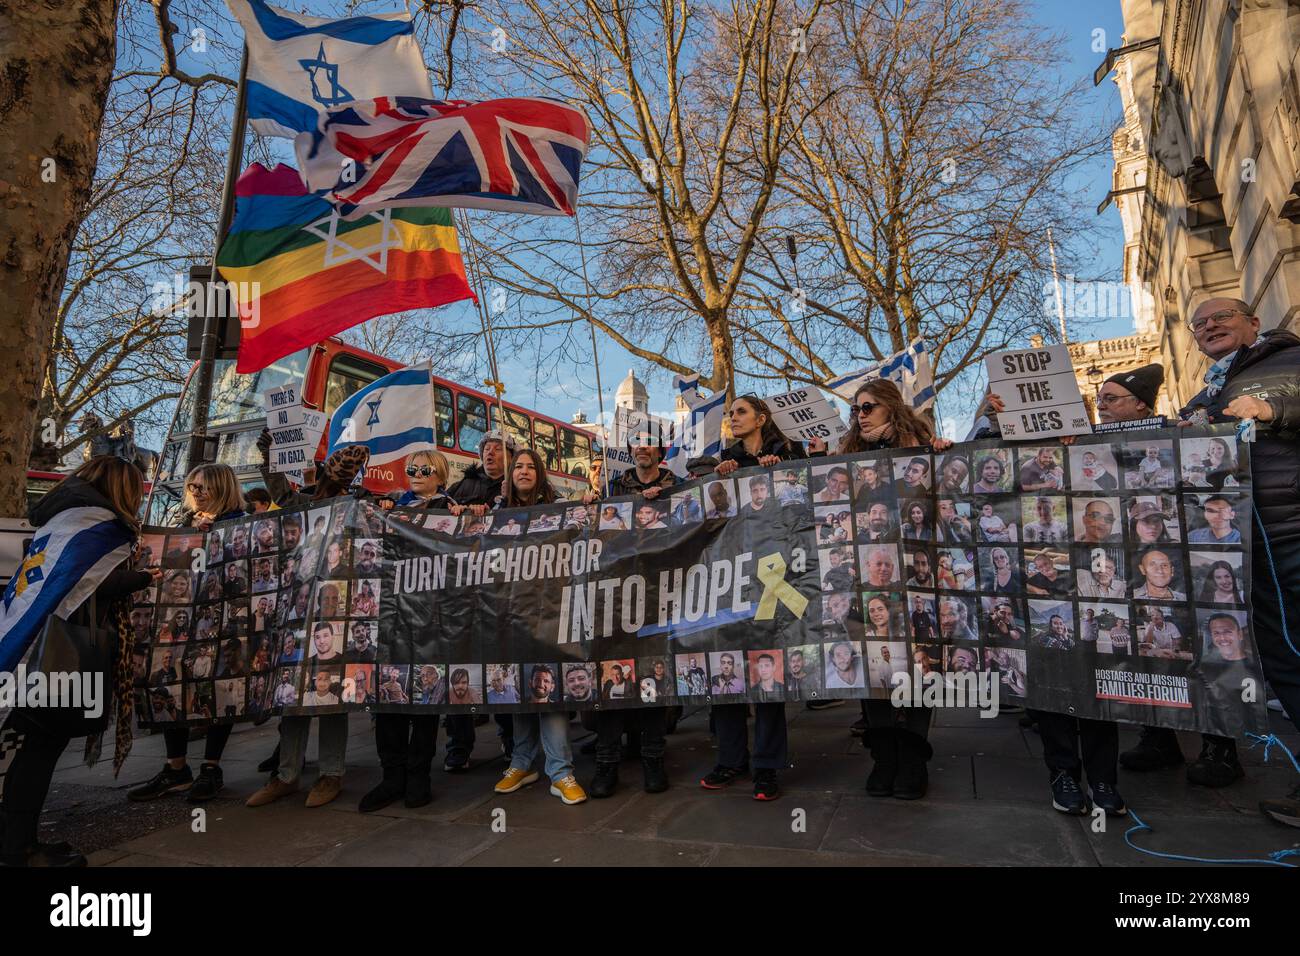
[0,1,120,515]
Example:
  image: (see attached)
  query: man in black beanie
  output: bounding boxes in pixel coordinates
[1096,364,1163,424]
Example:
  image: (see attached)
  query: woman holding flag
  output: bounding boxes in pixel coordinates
[1,457,159,867]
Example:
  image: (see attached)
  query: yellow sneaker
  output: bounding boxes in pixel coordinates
[494,767,540,794]
[549,775,588,805]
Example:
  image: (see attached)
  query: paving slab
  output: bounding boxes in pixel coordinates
[462,830,716,867]
[821,795,1096,865]
[603,787,840,851]
[300,818,501,866]
[112,797,392,865]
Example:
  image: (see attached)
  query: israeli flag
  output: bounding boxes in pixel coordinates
[824,338,936,411]
[328,361,435,466]
[672,372,703,409]
[227,0,433,139]
[0,508,134,673]
[664,388,728,479]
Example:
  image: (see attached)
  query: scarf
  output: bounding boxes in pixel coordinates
[1203,350,1238,398]
[861,422,896,444]
[83,597,137,776]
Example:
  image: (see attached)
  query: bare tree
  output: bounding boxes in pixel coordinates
[734,0,1108,391]
[460,0,828,397]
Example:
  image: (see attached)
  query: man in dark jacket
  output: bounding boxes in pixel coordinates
[446,431,510,506]
[1176,298,1300,826]
[442,430,512,767]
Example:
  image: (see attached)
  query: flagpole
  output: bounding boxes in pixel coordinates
[573,206,610,496]
[187,44,250,474]
[454,210,509,437]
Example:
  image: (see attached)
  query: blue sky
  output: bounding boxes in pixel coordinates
[164,0,1136,438]
[479,0,1140,429]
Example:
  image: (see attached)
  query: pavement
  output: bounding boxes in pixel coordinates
[36,703,1300,867]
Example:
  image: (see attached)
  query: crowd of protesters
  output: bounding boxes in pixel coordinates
[2,297,1297,867]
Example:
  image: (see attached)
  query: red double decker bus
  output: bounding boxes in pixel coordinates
[146,339,598,524]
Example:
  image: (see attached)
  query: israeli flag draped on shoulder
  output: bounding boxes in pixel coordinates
[0,508,134,673]
[664,387,728,479]
[329,360,435,466]
[226,0,433,139]
[824,339,936,411]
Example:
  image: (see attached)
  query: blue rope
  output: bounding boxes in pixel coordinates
[1245,732,1300,774]
[1123,810,1298,867]
[1253,512,1299,658]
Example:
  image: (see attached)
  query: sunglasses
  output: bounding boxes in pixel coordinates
[405,465,437,478]
[850,401,881,416]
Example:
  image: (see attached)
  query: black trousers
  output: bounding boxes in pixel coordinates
[163,723,232,763]
[1036,711,1118,784]
[713,702,787,770]
[596,708,666,762]
[1250,534,1300,727]
[861,699,932,739]
[374,713,439,779]
[0,711,71,859]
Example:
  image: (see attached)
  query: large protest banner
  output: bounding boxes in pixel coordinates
[128,425,1267,740]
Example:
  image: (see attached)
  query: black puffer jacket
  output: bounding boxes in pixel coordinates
[446,463,504,506]
[1180,330,1300,544]
[719,434,808,468]
[28,477,151,628]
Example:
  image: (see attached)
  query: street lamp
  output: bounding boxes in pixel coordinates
[1086,364,1104,390]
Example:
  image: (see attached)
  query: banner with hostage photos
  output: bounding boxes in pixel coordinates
[128,425,1268,739]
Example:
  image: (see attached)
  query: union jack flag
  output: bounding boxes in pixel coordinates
[294,96,592,219]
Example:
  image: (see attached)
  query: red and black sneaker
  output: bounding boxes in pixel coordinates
[700,765,746,790]
[752,769,781,801]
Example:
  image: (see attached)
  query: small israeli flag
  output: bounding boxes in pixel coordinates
[328,361,435,466]
[0,507,134,673]
[824,338,936,411]
[227,0,433,138]
[664,388,728,478]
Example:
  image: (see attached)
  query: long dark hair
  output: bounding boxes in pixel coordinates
[1198,560,1241,603]
[504,448,557,507]
[838,380,935,453]
[731,394,793,456]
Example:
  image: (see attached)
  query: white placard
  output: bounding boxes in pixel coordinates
[763,387,849,445]
[984,345,1092,440]
[264,385,315,474]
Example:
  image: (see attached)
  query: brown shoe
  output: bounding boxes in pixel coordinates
[246,777,298,807]
[306,775,343,808]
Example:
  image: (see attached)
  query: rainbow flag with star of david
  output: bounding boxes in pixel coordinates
[0,507,135,673]
[216,162,476,374]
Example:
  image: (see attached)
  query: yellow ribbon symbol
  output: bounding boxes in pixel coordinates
[754,553,809,621]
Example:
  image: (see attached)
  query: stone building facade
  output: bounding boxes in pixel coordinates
[1105,0,1300,408]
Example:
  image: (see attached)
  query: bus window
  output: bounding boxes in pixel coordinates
[534,420,559,471]
[156,439,187,483]
[323,352,389,416]
[173,350,311,433]
[434,385,455,448]
[562,427,591,473]
[490,405,532,450]
[457,392,489,454]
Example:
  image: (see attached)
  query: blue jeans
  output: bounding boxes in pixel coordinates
[277,714,348,784]
[509,712,572,781]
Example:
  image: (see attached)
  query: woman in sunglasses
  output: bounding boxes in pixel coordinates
[361,447,457,815]
[129,463,246,807]
[811,379,953,802]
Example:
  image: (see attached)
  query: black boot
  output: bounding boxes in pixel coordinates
[865,729,898,797]
[1186,735,1244,788]
[589,761,620,799]
[642,755,668,793]
[892,731,932,800]
[257,744,281,774]
[358,767,406,813]
[1119,726,1183,772]
[404,773,433,809]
